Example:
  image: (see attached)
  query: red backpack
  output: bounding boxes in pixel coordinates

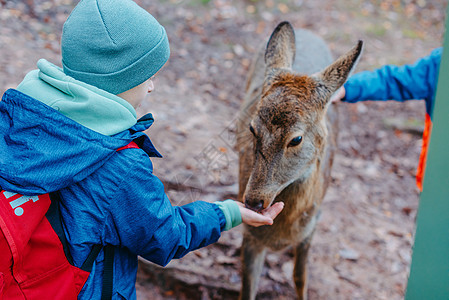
[0,141,138,299]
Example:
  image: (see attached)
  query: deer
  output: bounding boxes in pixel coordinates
[236,21,363,300]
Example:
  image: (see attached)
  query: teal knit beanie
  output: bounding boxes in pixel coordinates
[61,0,170,95]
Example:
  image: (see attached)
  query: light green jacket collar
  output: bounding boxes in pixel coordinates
[17,59,137,136]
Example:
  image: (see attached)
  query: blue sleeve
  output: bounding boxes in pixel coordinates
[104,150,226,266]
[343,48,442,109]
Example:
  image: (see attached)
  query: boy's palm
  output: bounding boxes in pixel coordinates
[238,202,284,227]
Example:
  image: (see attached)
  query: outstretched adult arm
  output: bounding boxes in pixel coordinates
[343,48,442,108]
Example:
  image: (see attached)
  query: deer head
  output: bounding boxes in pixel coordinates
[244,22,363,211]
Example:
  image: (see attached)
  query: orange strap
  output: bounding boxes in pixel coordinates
[416,114,432,192]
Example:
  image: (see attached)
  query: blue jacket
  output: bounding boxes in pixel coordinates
[343,47,442,119]
[343,47,442,190]
[0,89,226,299]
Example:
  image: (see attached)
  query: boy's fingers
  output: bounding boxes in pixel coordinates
[245,209,272,223]
[237,201,284,227]
[261,202,284,220]
[250,214,273,226]
[238,206,270,226]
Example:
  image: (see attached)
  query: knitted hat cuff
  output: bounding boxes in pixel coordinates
[62,27,170,95]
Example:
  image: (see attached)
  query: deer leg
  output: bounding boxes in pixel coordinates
[240,237,267,300]
[293,235,313,300]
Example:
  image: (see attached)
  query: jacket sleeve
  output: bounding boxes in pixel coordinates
[103,149,226,266]
[343,48,442,106]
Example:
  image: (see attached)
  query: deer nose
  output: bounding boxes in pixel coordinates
[245,199,264,212]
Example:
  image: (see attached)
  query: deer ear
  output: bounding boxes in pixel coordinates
[316,40,363,94]
[265,21,296,72]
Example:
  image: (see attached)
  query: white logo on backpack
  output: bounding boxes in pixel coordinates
[3,191,40,216]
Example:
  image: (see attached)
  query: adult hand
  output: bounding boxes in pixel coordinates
[237,202,284,227]
[330,86,346,103]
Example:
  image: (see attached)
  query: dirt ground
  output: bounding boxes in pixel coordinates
[0,0,446,299]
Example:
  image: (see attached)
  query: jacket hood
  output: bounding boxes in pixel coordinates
[16,59,137,136]
[0,89,161,195]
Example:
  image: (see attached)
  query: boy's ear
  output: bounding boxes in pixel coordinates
[315,40,363,95]
[264,21,296,72]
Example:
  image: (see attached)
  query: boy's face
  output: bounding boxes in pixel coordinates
[117,77,154,108]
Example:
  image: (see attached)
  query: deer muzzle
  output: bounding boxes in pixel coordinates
[243,186,278,212]
[244,197,265,212]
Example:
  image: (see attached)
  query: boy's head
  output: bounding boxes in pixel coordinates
[61,0,170,95]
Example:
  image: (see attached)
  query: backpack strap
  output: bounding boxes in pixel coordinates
[47,192,114,300]
[80,244,102,272]
[47,191,74,265]
[101,245,115,300]
[47,192,105,272]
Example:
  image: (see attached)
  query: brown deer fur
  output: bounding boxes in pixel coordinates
[237,22,362,300]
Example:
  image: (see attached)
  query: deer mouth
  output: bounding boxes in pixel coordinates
[244,178,296,212]
[244,188,283,212]
[244,199,265,213]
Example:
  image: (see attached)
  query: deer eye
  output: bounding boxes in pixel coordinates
[288,136,302,147]
[249,125,256,136]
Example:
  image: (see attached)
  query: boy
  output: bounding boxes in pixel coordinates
[0,0,283,298]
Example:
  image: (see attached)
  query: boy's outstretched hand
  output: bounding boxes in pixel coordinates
[237,202,284,227]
